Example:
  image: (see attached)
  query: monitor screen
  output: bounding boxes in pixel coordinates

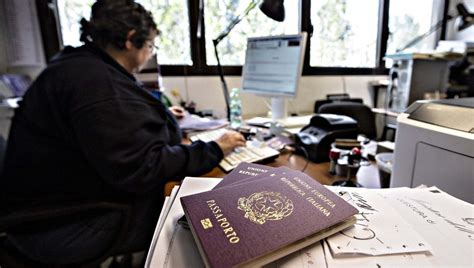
[241,33,307,98]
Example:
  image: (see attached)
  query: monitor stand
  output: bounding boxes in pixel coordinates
[246,97,312,129]
[271,97,311,128]
[271,97,287,120]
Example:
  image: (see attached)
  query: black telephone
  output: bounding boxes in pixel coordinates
[294,114,358,163]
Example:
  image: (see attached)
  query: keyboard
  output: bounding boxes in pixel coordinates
[189,128,280,172]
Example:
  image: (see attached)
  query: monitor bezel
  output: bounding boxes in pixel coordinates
[241,32,307,99]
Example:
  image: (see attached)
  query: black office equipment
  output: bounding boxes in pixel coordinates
[317,102,376,139]
[294,114,358,163]
[313,94,363,114]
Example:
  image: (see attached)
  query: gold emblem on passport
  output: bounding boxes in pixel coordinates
[238,191,294,225]
[201,218,213,229]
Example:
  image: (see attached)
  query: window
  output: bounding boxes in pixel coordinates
[386,0,443,55]
[53,0,448,76]
[204,0,298,66]
[310,0,380,68]
[57,0,94,48]
[139,0,191,65]
[57,0,191,65]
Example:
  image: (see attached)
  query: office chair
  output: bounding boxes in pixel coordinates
[0,136,6,175]
[0,142,134,266]
[0,112,151,267]
[0,109,139,267]
[317,102,376,140]
[0,200,133,267]
[314,97,363,114]
[316,103,376,188]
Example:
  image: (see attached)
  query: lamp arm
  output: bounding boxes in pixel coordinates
[214,1,258,44]
[212,0,258,121]
[397,16,451,52]
[213,40,231,121]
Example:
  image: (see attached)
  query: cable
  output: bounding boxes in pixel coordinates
[262,98,272,116]
[285,145,309,173]
[341,76,347,94]
[287,99,298,116]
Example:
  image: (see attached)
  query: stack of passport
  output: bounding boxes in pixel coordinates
[181,163,358,268]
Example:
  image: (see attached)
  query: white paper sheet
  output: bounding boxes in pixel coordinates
[156,186,180,235]
[146,177,221,268]
[278,186,473,268]
[383,187,474,267]
[263,241,326,268]
[326,187,432,256]
[146,182,474,268]
[145,185,181,268]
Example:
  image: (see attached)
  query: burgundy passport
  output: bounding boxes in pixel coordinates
[181,169,358,268]
[213,162,280,189]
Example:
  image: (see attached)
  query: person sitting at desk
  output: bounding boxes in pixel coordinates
[0,0,245,264]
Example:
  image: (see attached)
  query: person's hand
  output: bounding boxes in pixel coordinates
[215,130,246,155]
[169,106,185,119]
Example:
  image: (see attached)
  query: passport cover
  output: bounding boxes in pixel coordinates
[213,162,281,189]
[178,163,284,229]
[181,169,358,268]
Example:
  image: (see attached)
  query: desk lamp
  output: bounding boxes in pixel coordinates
[212,0,285,121]
[456,3,474,31]
[397,3,474,52]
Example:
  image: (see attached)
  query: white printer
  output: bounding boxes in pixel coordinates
[391,98,474,203]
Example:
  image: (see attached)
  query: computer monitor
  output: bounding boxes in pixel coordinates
[241,32,307,120]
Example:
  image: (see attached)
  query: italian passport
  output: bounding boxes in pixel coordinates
[180,166,358,268]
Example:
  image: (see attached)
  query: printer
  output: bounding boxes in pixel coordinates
[294,114,358,163]
[391,98,474,203]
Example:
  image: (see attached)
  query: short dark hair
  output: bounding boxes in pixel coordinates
[79,0,158,50]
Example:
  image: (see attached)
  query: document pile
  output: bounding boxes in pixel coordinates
[177,112,228,132]
[180,164,358,267]
[146,163,474,268]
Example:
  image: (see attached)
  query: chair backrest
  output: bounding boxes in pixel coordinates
[0,201,133,266]
[0,136,6,175]
[317,102,376,139]
[0,105,14,175]
[314,98,363,114]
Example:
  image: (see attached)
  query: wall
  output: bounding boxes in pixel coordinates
[137,74,387,119]
[0,1,386,118]
[0,0,46,78]
[0,1,9,74]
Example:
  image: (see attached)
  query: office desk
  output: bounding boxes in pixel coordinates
[165,153,379,196]
[372,108,399,141]
[151,180,473,268]
[202,152,380,188]
[168,136,381,196]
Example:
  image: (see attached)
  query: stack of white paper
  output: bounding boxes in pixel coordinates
[146,177,220,268]
[146,178,474,268]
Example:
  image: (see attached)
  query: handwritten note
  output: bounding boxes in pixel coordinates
[326,188,432,256]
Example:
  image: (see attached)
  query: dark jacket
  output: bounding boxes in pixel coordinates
[1,44,223,206]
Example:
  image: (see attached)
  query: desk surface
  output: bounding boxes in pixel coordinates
[203,152,381,188]
[371,107,400,117]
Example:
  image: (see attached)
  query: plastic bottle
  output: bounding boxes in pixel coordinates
[328,148,341,175]
[229,87,243,129]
